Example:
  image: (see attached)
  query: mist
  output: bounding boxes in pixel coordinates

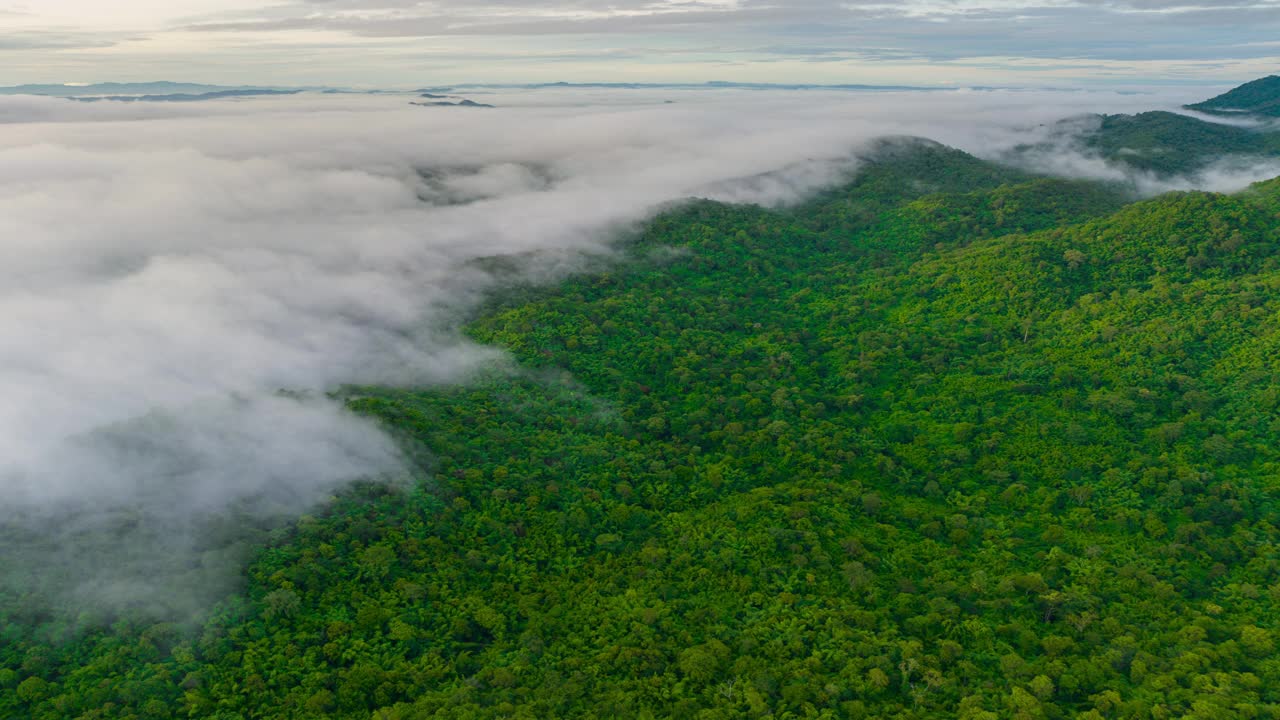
[997,111,1280,195]
[1,87,1271,620]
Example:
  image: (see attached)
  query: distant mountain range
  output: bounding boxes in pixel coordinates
[2,80,950,100]
[419,81,944,93]
[0,79,967,107]
[6,78,1277,115]
[72,89,303,103]
[0,82,281,97]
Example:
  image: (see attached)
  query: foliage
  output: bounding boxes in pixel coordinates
[5,141,1280,719]
[1084,111,1280,176]
[1188,75,1280,117]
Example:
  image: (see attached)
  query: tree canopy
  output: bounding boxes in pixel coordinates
[4,139,1280,719]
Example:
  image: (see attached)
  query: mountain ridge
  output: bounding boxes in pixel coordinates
[6,79,1280,720]
[1187,75,1280,117]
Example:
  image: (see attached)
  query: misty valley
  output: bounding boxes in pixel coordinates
[4,79,1280,719]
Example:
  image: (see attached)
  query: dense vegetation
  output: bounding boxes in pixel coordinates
[5,92,1280,718]
[1082,111,1280,176]
[1188,75,1280,117]
[1013,78,1280,176]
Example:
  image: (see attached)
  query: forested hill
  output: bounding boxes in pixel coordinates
[1188,75,1280,117]
[1083,111,1280,175]
[1022,109,1280,177]
[1011,80,1280,177]
[5,139,1280,719]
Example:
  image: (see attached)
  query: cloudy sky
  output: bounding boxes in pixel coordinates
[0,2,1278,93]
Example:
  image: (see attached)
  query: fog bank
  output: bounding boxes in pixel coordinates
[0,87,1271,619]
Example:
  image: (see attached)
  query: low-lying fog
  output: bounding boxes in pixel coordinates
[2,87,1275,619]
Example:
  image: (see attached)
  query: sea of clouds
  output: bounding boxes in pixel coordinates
[1,86,1276,618]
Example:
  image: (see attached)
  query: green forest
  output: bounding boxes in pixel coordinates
[5,85,1280,719]
[1188,76,1280,118]
[1082,111,1280,176]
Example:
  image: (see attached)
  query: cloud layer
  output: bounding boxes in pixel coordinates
[0,87,1276,618]
[2,1,1279,86]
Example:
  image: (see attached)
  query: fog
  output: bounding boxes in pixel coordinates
[997,111,1280,195]
[1,87,1274,620]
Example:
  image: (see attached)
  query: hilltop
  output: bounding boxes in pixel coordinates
[1187,75,1280,117]
[1006,77,1280,178]
[1083,110,1280,175]
[1020,108,1280,177]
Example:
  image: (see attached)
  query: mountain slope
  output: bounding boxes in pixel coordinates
[1084,110,1280,175]
[1187,75,1280,117]
[7,145,1280,719]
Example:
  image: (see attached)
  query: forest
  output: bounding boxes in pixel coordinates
[1188,75,1280,118]
[4,85,1280,719]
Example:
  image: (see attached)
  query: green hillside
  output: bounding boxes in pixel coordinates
[4,144,1280,719]
[1016,109,1280,177]
[1188,75,1280,117]
[1083,110,1280,175]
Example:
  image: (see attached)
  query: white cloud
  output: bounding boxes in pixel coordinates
[0,0,269,28]
[0,87,1271,617]
[2,1,1279,86]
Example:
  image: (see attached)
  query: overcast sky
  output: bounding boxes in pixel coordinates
[1,1,1278,89]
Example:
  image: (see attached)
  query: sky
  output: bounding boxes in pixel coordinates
[0,0,1278,87]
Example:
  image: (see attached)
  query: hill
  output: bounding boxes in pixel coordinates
[1187,75,1280,117]
[410,98,496,109]
[1085,110,1280,175]
[1021,109,1280,177]
[6,141,1280,719]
